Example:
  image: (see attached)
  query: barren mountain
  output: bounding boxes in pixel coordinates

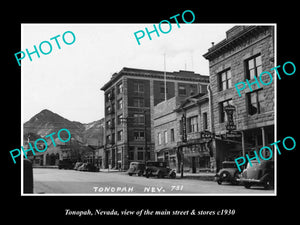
[24,109,104,146]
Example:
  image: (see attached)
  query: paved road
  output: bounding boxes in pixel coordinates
[33,168,274,195]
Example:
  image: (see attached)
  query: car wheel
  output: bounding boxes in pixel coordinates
[231,172,239,185]
[128,173,133,176]
[217,180,222,185]
[220,171,229,182]
[169,172,176,179]
[264,177,273,190]
[145,171,150,178]
[157,171,163,179]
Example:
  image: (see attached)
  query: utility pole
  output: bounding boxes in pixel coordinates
[180,112,187,178]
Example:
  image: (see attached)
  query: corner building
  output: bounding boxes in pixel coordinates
[101,67,209,170]
[203,26,275,171]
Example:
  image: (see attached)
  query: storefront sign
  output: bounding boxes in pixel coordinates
[224,104,236,132]
[181,114,187,142]
[225,131,242,138]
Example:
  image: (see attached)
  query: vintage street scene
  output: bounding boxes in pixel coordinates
[22,24,275,195]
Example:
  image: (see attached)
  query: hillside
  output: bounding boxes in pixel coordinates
[23,109,104,146]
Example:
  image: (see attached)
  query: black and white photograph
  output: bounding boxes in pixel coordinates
[20,24,276,195]
[4,4,298,224]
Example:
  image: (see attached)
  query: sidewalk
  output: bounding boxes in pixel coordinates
[100,168,216,181]
[33,165,58,169]
[178,172,216,181]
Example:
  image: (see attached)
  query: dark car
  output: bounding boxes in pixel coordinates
[127,162,145,176]
[145,161,176,179]
[239,160,274,189]
[58,159,74,169]
[77,162,99,172]
[215,161,240,185]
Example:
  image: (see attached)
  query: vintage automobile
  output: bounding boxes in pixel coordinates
[73,162,83,170]
[144,161,176,179]
[76,162,99,172]
[58,159,74,169]
[239,160,274,189]
[215,161,240,185]
[127,162,145,176]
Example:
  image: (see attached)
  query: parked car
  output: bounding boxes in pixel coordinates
[145,161,176,179]
[215,161,240,185]
[77,163,99,172]
[58,159,74,169]
[127,162,145,176]
[239,160,274,189]
[74,162,83,170]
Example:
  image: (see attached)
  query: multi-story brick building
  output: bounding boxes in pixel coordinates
[203,25,275,171]
[101,67,209,170]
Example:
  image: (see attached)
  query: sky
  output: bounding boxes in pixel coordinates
[22,23,233,123]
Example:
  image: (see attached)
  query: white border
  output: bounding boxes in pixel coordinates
[21,23,277,196]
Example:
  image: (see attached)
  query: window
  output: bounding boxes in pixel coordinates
[188,116,198,133]
[134,131,145,141]
[117,130,123,141]
[246,55,262,80]
[219,99,233,123]
[164,131,168,144]
[160,85,168,94]
[117,99,123,110]
[117,114,123,125]
[247,90,265,115]
[133,114,144,124]
[203,112,208,130]
[170,129,175,142]
[117,82,123,94]
[219,69,232,91]
[178,85,187,96]
[106,135,111,143]
[133,98,144,107]
[158,132,162,145]
[106,89,114,101]
[134,82,144,94]
[106,106,111,114]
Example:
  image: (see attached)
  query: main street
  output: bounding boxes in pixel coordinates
[33,168,274,195]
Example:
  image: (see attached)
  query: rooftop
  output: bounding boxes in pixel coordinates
[101,67,209,91]
[203,26,271,60]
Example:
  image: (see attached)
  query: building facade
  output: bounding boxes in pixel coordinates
[153,93,213,173]
[101,67,209,170]
[203,25,275,171]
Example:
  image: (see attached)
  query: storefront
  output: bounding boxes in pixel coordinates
[177,136,214,173]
